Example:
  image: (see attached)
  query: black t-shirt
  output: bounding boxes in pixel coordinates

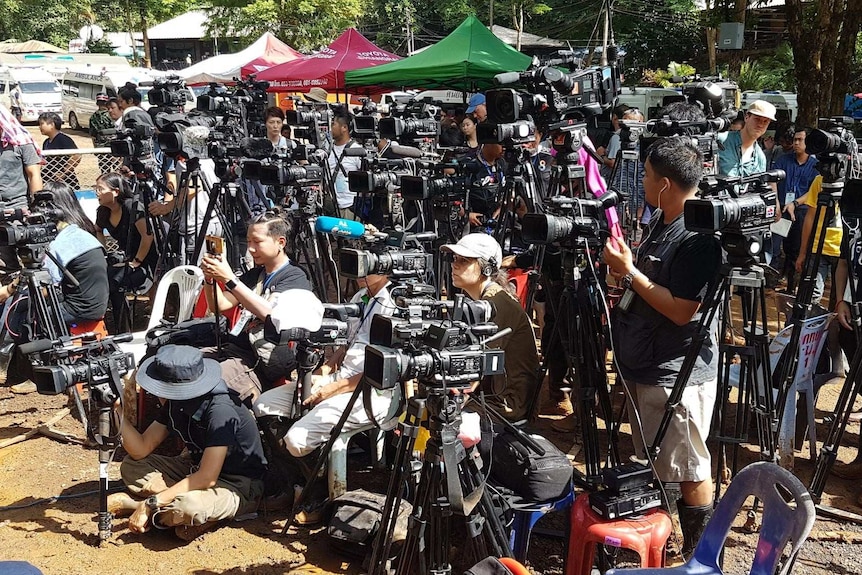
[841,220,862,302]
[155,389,267,479]
[43,133,79,189]
[650,219,721,302]
[62,247,109,321]
[95,198,157,270]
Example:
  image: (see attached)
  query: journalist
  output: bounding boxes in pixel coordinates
[443,233,539,421]
[604,137,722,556]
[252,272,398,524]
[109,345,266,542]
[200,210,311,405]
[465,143,507,231]
[326,111,363,219]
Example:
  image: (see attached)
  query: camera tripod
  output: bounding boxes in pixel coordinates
[651,245,775,500]
[283,186,339,303]
[368,391,514,575]
[607,147,646,247]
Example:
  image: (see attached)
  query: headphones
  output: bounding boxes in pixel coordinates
[481,256,498,277]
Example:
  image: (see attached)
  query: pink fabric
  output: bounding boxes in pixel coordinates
[581,136,623,242]
[0,105,38,152]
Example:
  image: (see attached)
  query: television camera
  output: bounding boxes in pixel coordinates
[522,190,621,247]
[379,101,439,144]
[148,75,189,112]
[339,229,435,279]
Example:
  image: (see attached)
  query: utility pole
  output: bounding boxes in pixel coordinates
[490,0,494,28]
[405,3,415,55]
[600,0,610,66]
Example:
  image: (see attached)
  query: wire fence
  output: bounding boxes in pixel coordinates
[40,148,124,192]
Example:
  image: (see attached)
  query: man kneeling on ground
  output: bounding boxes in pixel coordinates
[109,345,266,541]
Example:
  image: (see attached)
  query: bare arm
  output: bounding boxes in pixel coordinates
[132,217,153,265]
[24,164,42,195]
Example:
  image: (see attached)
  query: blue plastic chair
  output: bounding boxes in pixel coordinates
[606,461,815,575]
[508,481,575,563]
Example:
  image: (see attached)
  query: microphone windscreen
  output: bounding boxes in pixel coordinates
[315,216,366,239]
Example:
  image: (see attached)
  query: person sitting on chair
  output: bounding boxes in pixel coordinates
[199,210,311,405]
[109,345,266,542]
[252,272,399,525]
[442,233,539,422]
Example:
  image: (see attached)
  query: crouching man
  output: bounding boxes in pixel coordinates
[109,345,266,541]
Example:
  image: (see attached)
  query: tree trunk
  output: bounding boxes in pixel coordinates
[785,0,832,126]
[830,0,862,116]
[139,1,151,68]
[706,27,717,75]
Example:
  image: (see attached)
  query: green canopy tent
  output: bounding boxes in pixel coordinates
[344,15,532,91]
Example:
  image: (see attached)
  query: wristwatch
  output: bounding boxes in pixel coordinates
[621,269,640,289]
[225,278,238,292]
[145,495,160,511]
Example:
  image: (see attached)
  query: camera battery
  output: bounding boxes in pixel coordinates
[588,486,662,520]
[602,462,654,492]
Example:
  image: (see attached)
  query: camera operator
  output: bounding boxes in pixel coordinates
[604,137,722,556]
[117,83,158,172]
[0,106,42,275]
[466,93,487,123]
[252,272,398,524]
[716,100,772,180]
[109,345,265,542]
[326,111,363,219]
[94,172,156,333]
[465,143,508,230]
[199,211,311,405]
[443,233,539,421]
[264,106,293,153]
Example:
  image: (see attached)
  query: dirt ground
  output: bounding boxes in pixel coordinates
[2,125,861,574]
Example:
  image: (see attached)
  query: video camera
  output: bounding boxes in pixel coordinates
[685,169,783,262]
[266,302,363,348]
[807,117,858,183]
[148,75,188,111]
[23,333,135,403]
[352,98,379,140]
[339,230,435,279]
[364,295,505,391]
[109,120,156,158]
[380,102,439,143]
[0,192,65,249]
[348,157,412,195]
[522,190,621,247]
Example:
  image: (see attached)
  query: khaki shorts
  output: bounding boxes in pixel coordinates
[626,380,716,483]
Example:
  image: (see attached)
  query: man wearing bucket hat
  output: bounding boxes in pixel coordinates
[717,99,775,179]
[109,345,266,541]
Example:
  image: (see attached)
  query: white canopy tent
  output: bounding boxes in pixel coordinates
[177,31,301,85]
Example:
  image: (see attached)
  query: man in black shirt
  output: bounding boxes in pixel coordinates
[38,112,80,190]
[604,137,722,556]
[201,212,311,404]
[110,345,266,541]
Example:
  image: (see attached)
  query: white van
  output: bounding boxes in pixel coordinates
[740,91,798,123]
[0,67,62,122]
[61,68,195,130]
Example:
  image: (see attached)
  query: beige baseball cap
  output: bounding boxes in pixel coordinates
[747,100,777,121]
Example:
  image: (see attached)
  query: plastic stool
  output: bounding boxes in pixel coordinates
[328,423,384,500]
[509,484,575,563]
[565,494,672,575]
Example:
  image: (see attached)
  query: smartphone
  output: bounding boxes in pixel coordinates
[205,235,224,256]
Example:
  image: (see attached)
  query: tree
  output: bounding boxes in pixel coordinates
[207,0,364,52]
[785,0,862,126]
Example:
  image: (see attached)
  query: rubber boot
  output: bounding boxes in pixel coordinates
[677,500,714,558]
[256,416,303,511]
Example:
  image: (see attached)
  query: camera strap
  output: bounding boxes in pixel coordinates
[334,139,359,179]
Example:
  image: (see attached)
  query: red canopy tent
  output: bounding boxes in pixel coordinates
[256,28,399,92]
[241,33,303,77]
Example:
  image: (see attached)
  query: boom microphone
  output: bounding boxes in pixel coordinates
[494,72,523,85]
[315,216,366,239]
[389,144,424,158]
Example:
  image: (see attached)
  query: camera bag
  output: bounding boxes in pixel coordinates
[145,316,227,356]
[327,489,412,559]
[490,430,572,502]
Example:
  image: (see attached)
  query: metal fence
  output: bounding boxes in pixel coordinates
[40,148,124,191]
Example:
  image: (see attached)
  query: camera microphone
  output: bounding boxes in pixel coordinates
[389,143,424,158]
[315,216,366,239]
[342,146,369,157]
[494,72,522,85]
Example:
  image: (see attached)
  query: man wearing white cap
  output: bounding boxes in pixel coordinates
[717,99,775,179]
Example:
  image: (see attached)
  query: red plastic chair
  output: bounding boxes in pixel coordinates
[566,494,673,575]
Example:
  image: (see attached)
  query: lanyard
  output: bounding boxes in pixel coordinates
[478,154,504,186]
[263,260,290,291]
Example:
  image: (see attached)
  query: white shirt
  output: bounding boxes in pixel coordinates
[327,141,363,209]
[338,283,397,379]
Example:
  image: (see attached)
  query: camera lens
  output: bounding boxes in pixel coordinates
[806,129,842,155]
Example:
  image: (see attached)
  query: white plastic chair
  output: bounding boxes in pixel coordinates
[728,312,835,468]
[146,265,205,330]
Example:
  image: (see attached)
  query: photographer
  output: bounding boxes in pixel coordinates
[200,210,311,405]
[326,112,363,218]
[109,345,265,542]
[604,137,722,556]
[94,172,156,333]
[465,143,507,231]
[264,106,292,153]
[252,272,398,524]
[443,233,539,421]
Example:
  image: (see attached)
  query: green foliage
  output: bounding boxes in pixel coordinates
[85,36,116,54]
[735,59,770,91]
[208,0,364,52]
[733,45,795,92]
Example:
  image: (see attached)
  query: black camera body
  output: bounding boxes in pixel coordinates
[109,122,156,158]
[148,76,188,111]
[339,230,434,279]
[522,191,621,247]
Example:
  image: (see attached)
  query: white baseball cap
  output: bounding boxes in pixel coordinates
[747,100,777,121]
[441,233,503,269]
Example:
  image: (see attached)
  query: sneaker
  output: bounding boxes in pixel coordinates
[551,414,579,434]
[10,380,36,394]
[107,492,139,518]
[294,498,330,526]
[541,398,574,417]
[174,521,220,542]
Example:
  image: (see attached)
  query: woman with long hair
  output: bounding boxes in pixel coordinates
[442,233,539,421]
[95,172,156,332]
[459,113,480,158]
